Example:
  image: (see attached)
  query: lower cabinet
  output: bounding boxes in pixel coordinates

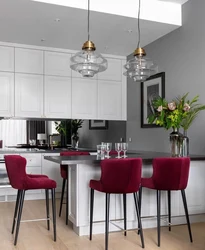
[41,153,62,192]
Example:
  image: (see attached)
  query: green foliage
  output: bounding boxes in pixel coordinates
[148,93,205,130]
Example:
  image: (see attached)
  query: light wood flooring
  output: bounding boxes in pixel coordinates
[0,199,204,250]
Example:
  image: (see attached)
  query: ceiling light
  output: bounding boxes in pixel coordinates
[123,0,158,82]
[70,0,107,78]
[54,18,60,22]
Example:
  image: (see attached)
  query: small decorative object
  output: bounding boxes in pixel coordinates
[148,93,205,157]
[71,120,84,149]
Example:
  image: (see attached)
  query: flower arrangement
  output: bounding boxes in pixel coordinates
[148,93,205,130]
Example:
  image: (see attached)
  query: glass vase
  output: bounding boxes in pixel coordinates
[180,130,189,157]
[169,128,182,157]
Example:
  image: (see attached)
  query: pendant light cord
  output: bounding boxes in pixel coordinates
[87,0,90,41]
[137,0,141,48]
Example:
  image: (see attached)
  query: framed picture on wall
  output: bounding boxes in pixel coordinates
[89,120,108,130]
[141,72,165,128]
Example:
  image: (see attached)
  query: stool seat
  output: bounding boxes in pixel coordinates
[23,176,56,190]
[141,177,155,189]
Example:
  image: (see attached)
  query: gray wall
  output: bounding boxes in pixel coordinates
[79,120,126,149]
[127,0,205,154]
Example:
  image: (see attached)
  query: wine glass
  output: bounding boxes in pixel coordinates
[121,142,128,158]
[115,143,122,159]
[105,143,112,158]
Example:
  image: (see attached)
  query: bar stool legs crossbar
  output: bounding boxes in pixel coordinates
[89,191,145,250]
[12,188,56,246]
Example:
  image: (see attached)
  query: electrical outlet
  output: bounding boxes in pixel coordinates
[129,138,132,142]
[120,138,123,142]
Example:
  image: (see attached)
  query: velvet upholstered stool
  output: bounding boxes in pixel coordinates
[4,155,57,245]
[139,157,192,247]
[59,151,90,224]
[89,158,145,250]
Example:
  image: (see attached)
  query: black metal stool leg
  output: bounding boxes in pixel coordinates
[123,194,127,236]
[45,189,50,230]
[138,186,142,235]
[134,192,145,248]
[105,193,110,250]
[89,188,94,241]
[59,178,66,217]
[14,190,25,246]
[66,169,69,225]
[181,190,193,242]
[51,188,57,242]
[168,190,171,231]
[12,190,21,234]
[157,190,161,247]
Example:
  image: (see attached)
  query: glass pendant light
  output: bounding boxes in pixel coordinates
[70,0,107,77]
[123,0,158,82]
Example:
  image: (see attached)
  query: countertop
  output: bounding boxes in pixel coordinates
[44,151,205,165]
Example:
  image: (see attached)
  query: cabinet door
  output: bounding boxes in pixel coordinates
[0,46,14,72]
[44,51,71,77]
[15,48,43,74]
[42,153,62,192]
[98,58,122,81]
[15,73,43,118]
[0,72,14,117]
[98,80,122,120]
[72,78,97,119]
[44,76,72,119]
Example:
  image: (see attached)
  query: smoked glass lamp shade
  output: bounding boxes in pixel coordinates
[70,50,108,77]
[123,55,158,82]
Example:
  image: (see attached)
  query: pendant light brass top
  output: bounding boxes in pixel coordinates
[134,47,146,57]
[82,40,96,51]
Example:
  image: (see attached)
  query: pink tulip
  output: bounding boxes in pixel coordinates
[157,105,163,112]
[183,103,190,111]
[168,102,176,111]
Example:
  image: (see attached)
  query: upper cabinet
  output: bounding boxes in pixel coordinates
[98,58,122,81]
[44,76,72,119]
[0,46,14,72]
[15,48,43,74]
[72,78,98,119]
[44,51,71,77]
[0,72,14,117]
[15,73,44,118]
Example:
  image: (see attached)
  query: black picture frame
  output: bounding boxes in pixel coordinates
[89,120,108,130]
[141,72,165,128]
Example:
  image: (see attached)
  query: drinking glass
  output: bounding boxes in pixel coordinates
[115,142,122,159]
[105,143,112,158]
[122,142,128,158]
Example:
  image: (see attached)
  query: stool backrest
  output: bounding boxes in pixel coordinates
[4,155,27,190]
[152,157,190,190]
[100,158,142,193]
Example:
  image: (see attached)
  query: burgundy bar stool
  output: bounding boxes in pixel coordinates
[89,158,145,250]
[139,157,192,247]
[59,151,90,224]
[4,155,57,245]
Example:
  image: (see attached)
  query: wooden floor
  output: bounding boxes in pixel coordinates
[0,199,204,250]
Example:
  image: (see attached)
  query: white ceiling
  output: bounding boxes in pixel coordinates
[0,0,190,56]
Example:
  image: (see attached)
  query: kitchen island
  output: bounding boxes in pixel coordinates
[44,152,205,236]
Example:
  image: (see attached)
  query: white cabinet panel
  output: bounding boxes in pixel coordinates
[98,58,122,81]
[42,153,62,192]
[0,72,14,117]
[98,80,122,120]
[72,78,97,119]
[15,73,43,118]
[0,46,14,72]
[15,48,43,74]
[44,51,71,77]
[44,76,72,119]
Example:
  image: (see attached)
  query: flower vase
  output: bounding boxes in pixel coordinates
[169,128,182,157]
[180,130,189,157]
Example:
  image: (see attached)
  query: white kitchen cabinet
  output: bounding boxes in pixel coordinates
[15,48,43,74]
[44,76,72,119]
[0,72,14,117]
[15,73,44,118]
[72,77,98,119]
[0,46,14,72]
[98,58,122,81]
[98,80,122,120]
[44,51,71,77]
[41,153,62,192]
